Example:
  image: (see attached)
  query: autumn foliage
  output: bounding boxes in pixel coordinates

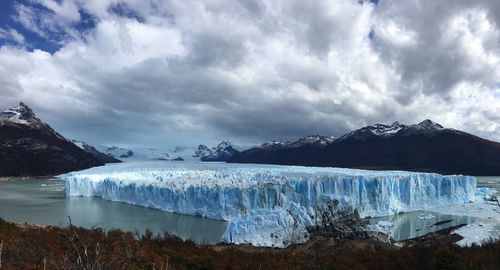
[0,218,499,269]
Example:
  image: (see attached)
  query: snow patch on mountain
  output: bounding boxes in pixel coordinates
[193,145,212,158]
[289,135,336,147]
[200,141,239,161]
[0,103,31,125]
[71,140,122,163]
[72,141,86,150]
[255,135,336,151]
[257,141,291,150]
[337,119,452,142]
[370,122,404,136]
[0,102,66,140]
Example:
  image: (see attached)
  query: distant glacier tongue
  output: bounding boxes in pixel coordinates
[60,162,476,247]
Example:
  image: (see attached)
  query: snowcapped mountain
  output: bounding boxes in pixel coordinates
[254,135,336,151]
[230,135,336,167]
[288,135,336,148]
[193,145,212,158]
[0,102,67,140]
[0,102,103,176]
[200,141,239,161]
[229,120,500,175]
[336,121,404,142]
[337,119,449,142]
[97,141,241,162]
[71,140,121,164]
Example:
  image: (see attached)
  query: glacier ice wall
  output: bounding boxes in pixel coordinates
[221,207,310,247]
[60,161,476,247]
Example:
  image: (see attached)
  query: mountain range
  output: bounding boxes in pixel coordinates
[194,141,240,161]
[95,141,240,162]
[71,140,122,164]
[0,103,241,176]
[229,120,500,176]
[1,102,499,176]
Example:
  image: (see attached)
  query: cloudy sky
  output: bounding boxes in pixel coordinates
[0,0,499,148]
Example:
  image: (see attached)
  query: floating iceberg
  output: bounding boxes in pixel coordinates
[60,161,476,247]
[418,213,435,220]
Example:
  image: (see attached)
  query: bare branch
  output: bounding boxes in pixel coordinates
[0,239,3,269]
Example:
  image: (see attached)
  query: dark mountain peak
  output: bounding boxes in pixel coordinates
[337,119,448,142]
[337,121,405,142]
[17,102,31,110]
[1,102,38,123]
[0,103,104,176]
[397,119,445,137]
[229,118,500,175]
[289,135,336,147]
[199,141,239,161]
[414,119,444,130]
[193,144,211,158]
[0,102,66,140]
[13,102,35,118]
[216,141,232,149]
[197,144,210,150]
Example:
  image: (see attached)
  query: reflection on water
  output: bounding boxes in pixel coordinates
[0,178,227,244]
[371,176,500,241]
[477,176,500,193]
[370,211,477,241]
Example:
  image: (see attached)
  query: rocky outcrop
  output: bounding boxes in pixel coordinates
[307,200,392,243]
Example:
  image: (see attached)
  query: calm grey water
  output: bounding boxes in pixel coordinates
[477,176,500,193]
[370,211,477,241]
[371,176,500,241]
[0,178,227,244]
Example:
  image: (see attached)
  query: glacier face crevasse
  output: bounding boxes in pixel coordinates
[61,162,476,247]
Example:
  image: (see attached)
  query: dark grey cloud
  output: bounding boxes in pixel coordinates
[0,0,499,148]
[374,0,500,98]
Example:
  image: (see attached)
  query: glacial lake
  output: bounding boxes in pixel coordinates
[0,176,498,244]
[371,176,500,241]
[0,178,227,244]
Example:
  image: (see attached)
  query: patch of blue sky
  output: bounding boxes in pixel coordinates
[0,0,97,54]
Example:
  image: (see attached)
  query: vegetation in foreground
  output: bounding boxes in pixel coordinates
[0,218,499,270]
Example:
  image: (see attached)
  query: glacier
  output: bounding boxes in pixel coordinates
[60,161,476,247]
